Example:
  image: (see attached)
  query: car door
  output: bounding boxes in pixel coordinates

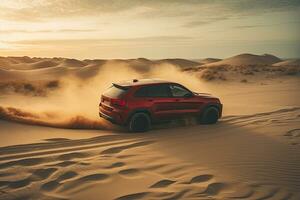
[146,84,177,121]
[169,84,202,117]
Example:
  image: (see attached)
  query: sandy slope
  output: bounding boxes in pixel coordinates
[0,77,300,200]
[0,107,299,200]
[0,55,299,200]
[203,78,300,115]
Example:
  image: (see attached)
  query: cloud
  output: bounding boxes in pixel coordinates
[228,0,300,13]
[233,21,300,29]
[0,0,299,59]
[0,29,99,34]
[183,16,230,28]
[1,0,299,21]
[9,36,195,47]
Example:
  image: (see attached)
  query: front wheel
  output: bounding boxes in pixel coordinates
[200,107,219,124]
[128,113,151,132]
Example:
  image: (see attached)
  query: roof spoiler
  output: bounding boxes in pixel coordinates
[112,83,129,90]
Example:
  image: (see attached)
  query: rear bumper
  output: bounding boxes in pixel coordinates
[99,104,128,125]
[99,111,117,124]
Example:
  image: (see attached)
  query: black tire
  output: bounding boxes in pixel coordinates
[128,113,151,132]
[200,107,219,124]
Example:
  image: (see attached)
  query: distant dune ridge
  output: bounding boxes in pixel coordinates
[202,53,282,67]
[273,59,300,67]
[198,58,222,65]
[0,53,299,95]
[0,53,298,73]
[193,53,299,81]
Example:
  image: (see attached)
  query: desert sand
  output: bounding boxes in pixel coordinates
[0,54,300,200]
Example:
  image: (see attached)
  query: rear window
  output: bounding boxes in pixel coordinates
[103,84,128,98]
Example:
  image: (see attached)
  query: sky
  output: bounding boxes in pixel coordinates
[0,0,300,59]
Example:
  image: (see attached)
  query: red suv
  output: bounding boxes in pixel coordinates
[99,79,222,132]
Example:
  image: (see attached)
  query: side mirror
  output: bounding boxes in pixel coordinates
[184,93,193,98]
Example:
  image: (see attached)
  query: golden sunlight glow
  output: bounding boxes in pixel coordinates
[0,42,13,50]
[0,0,299,58]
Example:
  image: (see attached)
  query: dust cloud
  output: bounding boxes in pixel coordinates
[0,62,205,129]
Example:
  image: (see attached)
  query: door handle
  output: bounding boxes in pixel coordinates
[174,99,180,102]
[148,99,154,102]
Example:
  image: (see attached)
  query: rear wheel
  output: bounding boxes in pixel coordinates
[200,107,219,124]
[128,113,151,132]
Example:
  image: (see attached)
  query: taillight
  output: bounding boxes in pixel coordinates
[111,99,126,107]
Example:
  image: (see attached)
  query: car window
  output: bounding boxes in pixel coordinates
[134,86,148,97]
[135,84,171,97]
[170,84,191,97]
[148,84,171,97]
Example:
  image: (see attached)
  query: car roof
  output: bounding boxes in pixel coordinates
[114,79,174,87]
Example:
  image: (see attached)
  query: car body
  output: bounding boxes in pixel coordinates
[99,79,222,131]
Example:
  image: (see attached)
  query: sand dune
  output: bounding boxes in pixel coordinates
[1,54,299,86]
[1,54,295,73]
[7,56,37,64]
[30,60,59,69]
[0,54,299,200]
[0,57,196,83]
[83,59,107,65]
[190,54,299,81]
[0,56,203,96]
[198,58,221,65]
[0,66,76,83]
[0,106,299,200]
[154,58,200,69]
[75,64,103,79]
[273,59,300,67]
[0,58,13,69]
[204,53,281,67]
[105,58,153,73]
[0,57,86,71]
[0,56,200,72]
[58,59,87,68]
[0,69,21,81]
